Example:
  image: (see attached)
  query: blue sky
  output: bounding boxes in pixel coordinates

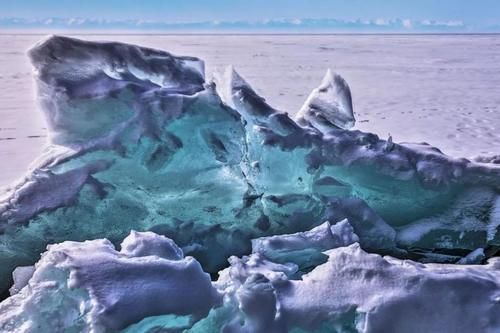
[1,0,500,31]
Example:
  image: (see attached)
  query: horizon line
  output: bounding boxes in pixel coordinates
[2,31,500,36]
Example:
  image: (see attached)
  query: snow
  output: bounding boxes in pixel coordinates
[278,244,500,332]
[2,225,498,332]
[120,230,184,260]
[0,231,219,332]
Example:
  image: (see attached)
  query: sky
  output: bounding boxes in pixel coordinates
[1,0,500,32]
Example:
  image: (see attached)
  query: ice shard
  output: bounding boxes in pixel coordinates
[250,219,359,271]
[295,69,355,131]
[0,35,499,298]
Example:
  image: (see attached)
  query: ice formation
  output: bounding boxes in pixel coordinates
[1,226,499,332]
[0,36,499,331]
[0,231,219,332]
[295,69,355,130]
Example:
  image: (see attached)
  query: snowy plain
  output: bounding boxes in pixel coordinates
[0,33,500,187]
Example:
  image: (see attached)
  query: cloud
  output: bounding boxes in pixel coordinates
[420,19,464,27]
[374,18,389,26]
[402,19,412,29]
[0,17,488,32]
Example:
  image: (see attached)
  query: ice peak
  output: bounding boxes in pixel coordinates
[225,65,250,90]
[322,68,335,85]
[213,65,252,108]
[214,65,275,120]
[296,69,355,132]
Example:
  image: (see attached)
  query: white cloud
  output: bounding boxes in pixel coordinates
[443,20,464,27]
[402,19,412,28]
[0,16,480,32]
[67,18,86,25]
[374,18,389,26]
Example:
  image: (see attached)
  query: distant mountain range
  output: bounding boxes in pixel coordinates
[0,17,498,32]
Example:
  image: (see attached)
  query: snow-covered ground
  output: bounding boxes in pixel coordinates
[1,33,499,187]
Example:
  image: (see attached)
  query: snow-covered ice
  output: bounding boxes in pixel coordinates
[0,231,219,332]
[1,225,499,332]
[0,35,498,332]
[0,34,499,287]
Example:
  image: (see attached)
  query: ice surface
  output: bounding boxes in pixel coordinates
[0,36,499,296]
[1,225,498,332]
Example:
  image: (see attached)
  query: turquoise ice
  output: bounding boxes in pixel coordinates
[0,36,499,297]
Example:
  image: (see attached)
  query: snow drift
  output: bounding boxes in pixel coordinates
[1,225,499,332]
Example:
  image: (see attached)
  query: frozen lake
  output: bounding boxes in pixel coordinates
[1,33,500,187]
